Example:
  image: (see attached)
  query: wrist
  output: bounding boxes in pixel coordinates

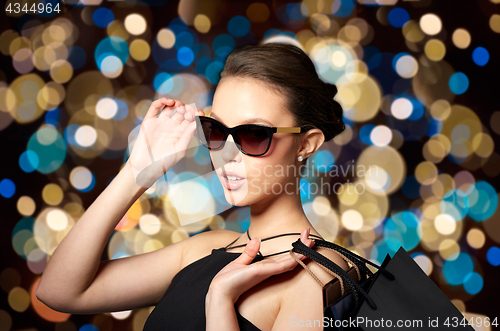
[120,162,149,195]
[124,159,166,189]
[206,286,236,306]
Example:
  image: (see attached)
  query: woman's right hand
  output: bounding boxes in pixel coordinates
[126,97,205,188]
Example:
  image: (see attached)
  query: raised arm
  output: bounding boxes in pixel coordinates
[36,98,205,314]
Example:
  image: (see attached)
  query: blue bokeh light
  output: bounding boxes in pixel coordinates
[448,72,469,95]
[472,47,489,66]
[313,150,335,173]
[443,252,474,285]
[359,124,375,145]
[92,7,114,28]
[467,180,497,221]
[154,72,174,94]
[175,31,195,50]
[227,16,251,37]
[27,127,66,174]
[95,37,129,68]
[19,150,39,173]
[486,246,500,266]
[205,61,224,85]
[383,211,421,251]
[401,175,421,199]
[463,272,483,295]
[177,47,194,66]
[388,8,410,28]
[45,108,60,125]
[67,46,87,70]
[0,178,16,198]
[331,0,355,18]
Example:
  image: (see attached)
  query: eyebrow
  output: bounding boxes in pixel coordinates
[209,112,276,127]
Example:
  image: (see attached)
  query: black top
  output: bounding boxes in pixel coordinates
[142,231,323,331]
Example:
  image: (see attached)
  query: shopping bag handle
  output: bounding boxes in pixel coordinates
[291,238,378,310]
[313,240,395,281]
[289,249,348,297]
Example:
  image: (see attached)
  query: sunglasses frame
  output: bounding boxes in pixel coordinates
[195,115,313,157]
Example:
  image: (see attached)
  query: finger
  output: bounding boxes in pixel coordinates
[145,98,173,120]
[157,99,178,118]
[168,101,187,123]
[175,119,197,149]
[302,228,315,248]
[236,238,261,265]
[180,104,197,127]
[288,228,314,261]
[258,255,299,276]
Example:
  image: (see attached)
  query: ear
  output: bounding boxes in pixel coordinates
[297,129,325,159]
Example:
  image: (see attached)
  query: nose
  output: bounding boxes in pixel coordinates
[220,134,241,163]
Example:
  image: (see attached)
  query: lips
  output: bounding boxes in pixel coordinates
[221,170,246,179]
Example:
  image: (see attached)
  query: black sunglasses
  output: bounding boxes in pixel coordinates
[195,115,313,157]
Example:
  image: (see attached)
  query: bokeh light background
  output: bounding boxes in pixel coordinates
[1,0,500,329]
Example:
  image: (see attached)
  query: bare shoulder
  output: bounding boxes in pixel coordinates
[179,229,241,268]
[274,246,350,328]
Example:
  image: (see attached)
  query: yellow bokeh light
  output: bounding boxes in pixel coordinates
[246,3,270,23]
[50,60,73,84]
[338,183,359,206]
[17,196,36,216]
[490,14,500,33]
[402,20,425,43]
[415,161,438,185]
[130,39,151,62]
[337,73,381,122]
[8,287,30,312]
[42,183,64,206]
[194,14,211,33]
[157,28,175,49]
[472,132,494,158]
[424,39,446,62]
[107,21,130,40]
[439,239,460,260]
[466,228,485,249]
[452,28,471,49]
[312,196,331,216]
[430,99,451,121]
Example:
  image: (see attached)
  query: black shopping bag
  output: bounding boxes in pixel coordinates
[291,238,475,331]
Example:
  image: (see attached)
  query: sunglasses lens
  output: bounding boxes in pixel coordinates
[200,118,225,149]
[235,127,271,156]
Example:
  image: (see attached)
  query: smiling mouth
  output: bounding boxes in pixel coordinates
[224,175,245,181]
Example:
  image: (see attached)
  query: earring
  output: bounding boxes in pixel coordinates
[297,155,303,162]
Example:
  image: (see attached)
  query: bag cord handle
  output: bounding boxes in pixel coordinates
[289,249,346,296]
[292,239,378,310]
[313,240,395,280]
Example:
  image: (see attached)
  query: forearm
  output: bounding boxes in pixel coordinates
[206,290,240,331]
[36,162,148,303]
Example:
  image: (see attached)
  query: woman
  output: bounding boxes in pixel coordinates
[36,42,348,330]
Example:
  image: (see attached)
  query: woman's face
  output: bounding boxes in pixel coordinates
[208,76,302,206]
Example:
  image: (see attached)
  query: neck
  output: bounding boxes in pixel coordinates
[245,186,313,240]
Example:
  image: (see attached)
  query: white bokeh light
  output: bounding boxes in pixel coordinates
[391,97,413,120]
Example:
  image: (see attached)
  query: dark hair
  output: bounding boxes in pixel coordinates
[219,42,345,145]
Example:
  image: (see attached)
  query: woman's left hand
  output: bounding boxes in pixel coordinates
[208,228,315,304]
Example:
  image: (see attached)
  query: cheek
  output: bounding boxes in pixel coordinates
[246,143,296,182]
